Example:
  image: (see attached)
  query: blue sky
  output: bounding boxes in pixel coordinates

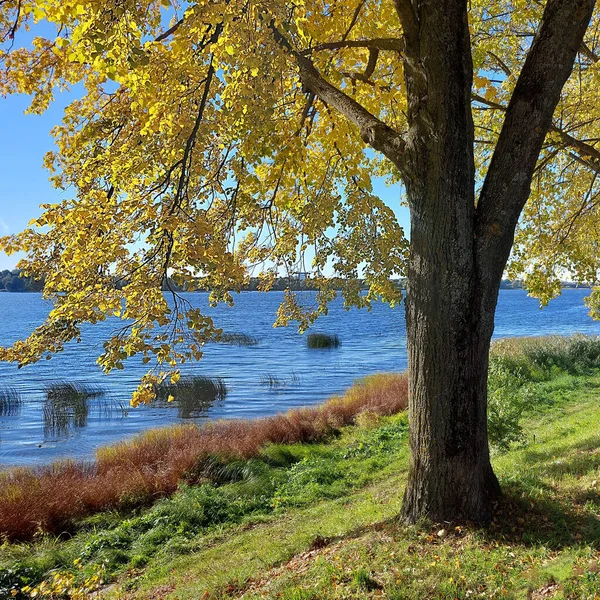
[0,91,74,270]
[0,87,410,272]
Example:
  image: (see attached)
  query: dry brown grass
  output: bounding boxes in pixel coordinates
[0,373,407,542]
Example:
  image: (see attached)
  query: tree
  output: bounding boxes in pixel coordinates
[0,0,598,523]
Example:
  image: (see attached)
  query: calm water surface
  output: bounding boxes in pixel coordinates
[0,289,598,468]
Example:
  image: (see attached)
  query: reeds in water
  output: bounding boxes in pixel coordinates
[217,332,259,346]
[0,388,21,417]
[260,371,301,390]
[306,332,341,349]
[43,383,105,438]
[154,376,227,418]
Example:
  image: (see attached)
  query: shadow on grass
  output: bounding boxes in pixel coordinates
[514,436,600,479]
[485,448,600,550]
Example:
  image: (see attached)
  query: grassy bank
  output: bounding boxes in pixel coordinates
[213,378,598,600]
[1,336,600,599]
[0,374,408,541]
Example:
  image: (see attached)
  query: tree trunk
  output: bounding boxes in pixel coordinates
[401,236,502,523]
[399,0,501,523]
[397,0,594,523]
[288,0,595,524]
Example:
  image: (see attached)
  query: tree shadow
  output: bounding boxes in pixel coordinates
[484,441,600,549]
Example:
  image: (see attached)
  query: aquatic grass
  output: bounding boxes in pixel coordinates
[261,374,283,389]
[261,372,301,390]
[216,333,259,346]
[0,389,21,417]
[154,376,227,418]
[43,383,106,438]
[306,333,341,349]
[0,373,408,542]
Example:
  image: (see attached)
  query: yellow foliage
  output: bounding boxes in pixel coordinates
[18,560,106,599]
[0,0,599,402]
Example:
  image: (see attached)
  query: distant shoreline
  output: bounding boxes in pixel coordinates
[0,284,593,293]
[0,269,594,293]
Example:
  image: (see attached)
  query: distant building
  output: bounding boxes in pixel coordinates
[294,271,311,281]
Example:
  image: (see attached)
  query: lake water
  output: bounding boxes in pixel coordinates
[0,289,598,468]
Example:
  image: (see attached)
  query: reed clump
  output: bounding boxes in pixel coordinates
[0,373,407,541]
[217,333,259,346]
[43,383,106,438]
[0,389,21,418]
[260,372,301,390]
[306,333,341,349]
[154,376,227,418]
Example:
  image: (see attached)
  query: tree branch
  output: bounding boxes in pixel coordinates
[270,23,406,171]
[363,48,379,79]
[301,38,404,55]
[580,41,599,62]
[472,93,600,173]
[155,18,184,42]
[393,0,419,44]
[476,0,596,282]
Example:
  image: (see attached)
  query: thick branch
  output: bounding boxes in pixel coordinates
[476,0,596,280]
[271,24,406,171]
[393,0,419,44]
[472,93,600,173]
[302,38,404,55]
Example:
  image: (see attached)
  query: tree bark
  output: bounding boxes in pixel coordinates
[399,0,595,524]
[399,0,501,523]
[402,230,502,523]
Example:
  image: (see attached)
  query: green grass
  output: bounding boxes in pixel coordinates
[3,335,600,599]
[105,378,599,600]
[0,412,410,598]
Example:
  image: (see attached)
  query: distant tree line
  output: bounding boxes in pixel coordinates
[0,270,587,293]
[499,279,589,289]
[0,269,44,292]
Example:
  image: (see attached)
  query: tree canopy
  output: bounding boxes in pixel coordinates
[1,0,599,405]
